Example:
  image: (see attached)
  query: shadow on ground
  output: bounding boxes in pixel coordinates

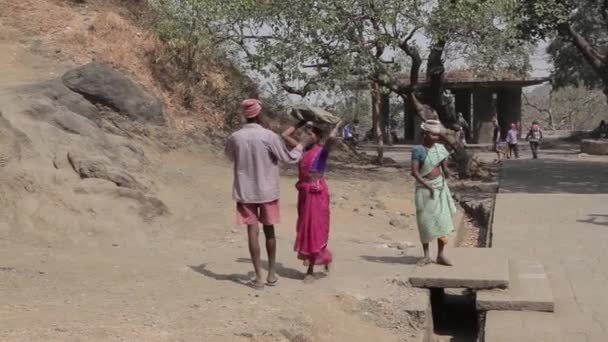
[188,264,253,288]
[360,255,419,265]
[500,158,608,194]
[235,258,304,280]
[577,214,608,227]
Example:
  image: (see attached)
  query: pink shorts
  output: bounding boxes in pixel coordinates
[236,200,280,226]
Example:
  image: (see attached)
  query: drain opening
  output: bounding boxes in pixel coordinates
[430,288,479,341]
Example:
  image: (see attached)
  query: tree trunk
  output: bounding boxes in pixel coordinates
[425,39,471,177]
[397,33,471,175]
[380,92,391,144]
[548,90,555,129]
[426,39,456,126]
[559,23,608,103]
[371,82,384,164]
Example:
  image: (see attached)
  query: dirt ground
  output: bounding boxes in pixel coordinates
[0,3,440,341]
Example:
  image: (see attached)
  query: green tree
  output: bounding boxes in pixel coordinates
[150,0,530,172]
[516,0,608,97]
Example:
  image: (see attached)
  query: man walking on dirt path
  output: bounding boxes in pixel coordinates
[225,99,308,289]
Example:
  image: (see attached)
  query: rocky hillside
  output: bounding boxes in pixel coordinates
[0,62,179,244]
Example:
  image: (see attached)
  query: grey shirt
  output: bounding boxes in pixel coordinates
[225,123,303,203]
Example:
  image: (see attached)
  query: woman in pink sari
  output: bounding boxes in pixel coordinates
[283,121,342,282]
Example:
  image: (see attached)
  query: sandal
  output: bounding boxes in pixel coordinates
[245,280,265,290]
[266,278,279,287]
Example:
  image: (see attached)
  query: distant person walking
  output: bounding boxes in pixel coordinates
[457,112,469,144]
[411,120,457,266]
[526,121,543,159]
[506,123,520,159]
[225,99,309,289]
[342,122,356,147]
[597,120,608,139]
[492,118,500,151]
[282,121,342,283]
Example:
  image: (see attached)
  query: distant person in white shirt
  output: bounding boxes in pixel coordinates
[506,123,519,159]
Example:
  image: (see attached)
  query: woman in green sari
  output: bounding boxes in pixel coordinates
[410,120,457,266]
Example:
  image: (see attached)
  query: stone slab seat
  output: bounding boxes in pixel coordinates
[476,259,555,312]
[409,248,509,289]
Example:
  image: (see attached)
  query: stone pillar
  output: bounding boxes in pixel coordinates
[473,88,495,143]
[496,88,522,139]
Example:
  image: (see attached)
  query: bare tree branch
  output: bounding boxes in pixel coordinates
[522,92,550,115]
[559,23,605,73]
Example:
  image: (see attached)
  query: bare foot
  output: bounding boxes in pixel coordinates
[437,255,453,266]
[416,257,433,267]
[303,274,316,284]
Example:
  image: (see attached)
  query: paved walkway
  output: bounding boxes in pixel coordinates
[490,153,608,341]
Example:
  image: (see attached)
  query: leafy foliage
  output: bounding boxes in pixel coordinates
[516,0,608,91]
[548,38,603,89]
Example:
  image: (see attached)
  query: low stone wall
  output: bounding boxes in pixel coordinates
[581,139,608,155]
[542,130,586,139]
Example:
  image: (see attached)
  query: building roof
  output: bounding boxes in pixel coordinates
[395,70,549,90]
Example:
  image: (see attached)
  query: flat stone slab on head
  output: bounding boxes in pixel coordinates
[290,106,340,125]
[477,259,554,312]
[409,248,509,289]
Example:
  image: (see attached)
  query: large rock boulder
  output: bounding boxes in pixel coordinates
[581,139,608,155]
[20,79,100,121]
[62,63,165,125]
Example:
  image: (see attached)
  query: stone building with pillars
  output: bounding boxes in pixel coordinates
[401,71,549,143]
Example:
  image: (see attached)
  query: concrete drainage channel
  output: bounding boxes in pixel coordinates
[413,174,554,342]
[430,288,480,341]
[420,183,497,342]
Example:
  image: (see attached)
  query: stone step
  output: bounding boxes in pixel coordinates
[409,248,509,289]
[483,311,561,342]
[476,259,554,312]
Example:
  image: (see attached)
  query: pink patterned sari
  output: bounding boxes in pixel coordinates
[294,144,333,266]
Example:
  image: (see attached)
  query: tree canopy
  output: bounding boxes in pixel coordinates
[516,0,608,95]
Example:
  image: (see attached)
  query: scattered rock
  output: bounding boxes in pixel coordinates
[387,241,415,250]
[368,212,374,217]
[374,202,387,210]
[62,63,165,125]
[353,208,359,213]
[378,234,392,241]
[389,218,408,229]
[235,332,254,338]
